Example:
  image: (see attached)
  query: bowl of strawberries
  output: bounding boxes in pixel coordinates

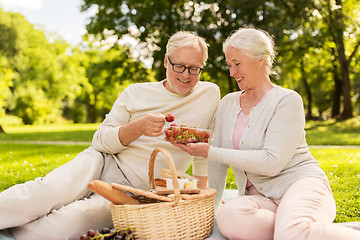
[164,124,210,144]
[164,113,210,144]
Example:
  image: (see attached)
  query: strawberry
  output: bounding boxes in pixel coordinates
[188,127,195,135]
[165,129,172,137]
[202,130,210,139]
[194,129,202,138]
[180,124,188,130]
[171,126,181,137]
[165,113,175,122]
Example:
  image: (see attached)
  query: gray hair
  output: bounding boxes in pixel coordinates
[166,31,209,64]
[223,28,276,75]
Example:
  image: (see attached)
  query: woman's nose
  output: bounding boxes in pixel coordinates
[229,67,236,77]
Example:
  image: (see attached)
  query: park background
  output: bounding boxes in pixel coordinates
[0,0,359,223]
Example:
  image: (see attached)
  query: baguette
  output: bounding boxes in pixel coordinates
[88,180,140,205]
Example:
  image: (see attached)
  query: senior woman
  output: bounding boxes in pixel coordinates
[173,27,360,240]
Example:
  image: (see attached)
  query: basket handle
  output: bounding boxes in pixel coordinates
[149,148,181,206]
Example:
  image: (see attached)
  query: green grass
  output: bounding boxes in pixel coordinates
[0,117,359,223]
[311,148,360,222]
[0,143,88,191]
[0,123,99,142]
[0,116,359,144]
[223,148,360,222]
[305,116,360,145]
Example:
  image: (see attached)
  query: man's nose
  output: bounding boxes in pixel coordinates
[181,68,191,77]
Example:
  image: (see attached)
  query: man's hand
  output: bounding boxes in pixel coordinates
[141,113,166,137]
[171,142,210,158]
[119,113,165,146]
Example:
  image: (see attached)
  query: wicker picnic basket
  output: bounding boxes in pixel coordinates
[110,148,216,240]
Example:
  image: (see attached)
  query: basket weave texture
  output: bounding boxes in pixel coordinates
[110,148,215,240]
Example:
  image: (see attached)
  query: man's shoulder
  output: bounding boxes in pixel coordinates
[197,81,220,94]
[127,81,161,88]
[198,81,219,88]
[123,81,162,93]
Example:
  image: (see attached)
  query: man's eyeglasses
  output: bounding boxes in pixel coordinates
[167,57,203,75]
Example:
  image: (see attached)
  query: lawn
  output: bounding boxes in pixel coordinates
[305,116,360,145]
[0,123,99,142]
[0,143,88,190]
[0,117,359,223]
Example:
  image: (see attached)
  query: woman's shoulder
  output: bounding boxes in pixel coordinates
[273,85,302,101]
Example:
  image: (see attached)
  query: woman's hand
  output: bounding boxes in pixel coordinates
[171,142,210,158]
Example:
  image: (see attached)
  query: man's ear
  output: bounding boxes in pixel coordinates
[259,58,266,66]
[164,54,168,69]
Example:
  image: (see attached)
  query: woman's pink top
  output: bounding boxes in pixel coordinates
[232,87,276,190]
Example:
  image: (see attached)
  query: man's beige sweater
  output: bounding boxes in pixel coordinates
[92,80,220,190]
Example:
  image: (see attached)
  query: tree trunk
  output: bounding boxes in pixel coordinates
[300,58,313,120]
[0,124,5,134]
[331,48,342,118]
[332,0,353,119]
[86,103,98,123]
[338,54,352,119]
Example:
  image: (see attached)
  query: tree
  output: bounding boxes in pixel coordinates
[0,18,17,132]
[70,38,155,123]
[81,0,316,94]
[313,0,360,119]
[0,8,89,124]
[0,60,12,133]
[81,0,196,81]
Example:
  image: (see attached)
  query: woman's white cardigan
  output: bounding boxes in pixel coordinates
[208,86,328,208]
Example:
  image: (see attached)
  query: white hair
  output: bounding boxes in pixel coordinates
[166,31,209,64]
[223,28,276,75]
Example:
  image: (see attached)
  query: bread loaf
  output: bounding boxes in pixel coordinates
[88,180,140,205]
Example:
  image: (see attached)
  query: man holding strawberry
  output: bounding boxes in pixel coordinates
[0,31,220,239]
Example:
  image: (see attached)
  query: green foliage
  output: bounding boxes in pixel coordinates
[81,0,360,118]
[0,7,155,124]
[0,57,12,118]
[1,1,360,124]
[0,8,87,124]
[74,43,155,122]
